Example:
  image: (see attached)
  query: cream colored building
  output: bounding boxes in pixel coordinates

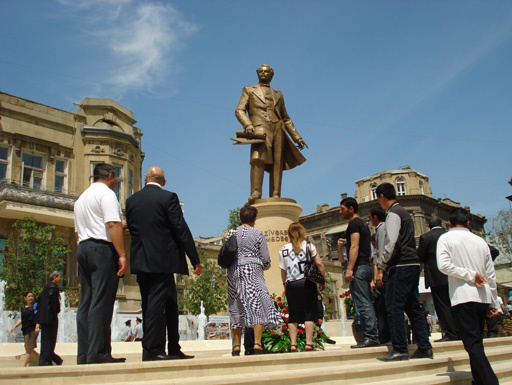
[300,166,486,319]
[0,91,143,309]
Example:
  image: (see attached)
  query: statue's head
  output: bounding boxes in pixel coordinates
[256,64,274,84]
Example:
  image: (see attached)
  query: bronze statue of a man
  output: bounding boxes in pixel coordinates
[235,64,308,203]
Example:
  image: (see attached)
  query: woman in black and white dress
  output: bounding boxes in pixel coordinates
[226,205,282,355]
[279,222,326,352]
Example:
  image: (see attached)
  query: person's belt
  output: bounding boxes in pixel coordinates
[79,238,111,246]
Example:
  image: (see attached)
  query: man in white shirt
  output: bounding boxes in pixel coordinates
[132,317,143,341]
[437,208,499,385]
[74,163,128,364]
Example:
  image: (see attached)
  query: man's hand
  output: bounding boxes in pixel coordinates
[320,282,327,292]
[117,256,128,276]
[345,269,354,283]
[487,308,499,318]
[376,269,384,287]
[474,272,487,287]
[370,280,376,293]
[297,139,308,150]
[193,264,202,276]
[245,125,255,136]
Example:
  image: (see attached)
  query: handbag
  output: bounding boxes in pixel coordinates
[218,230,238,269]
[304,241,325,285]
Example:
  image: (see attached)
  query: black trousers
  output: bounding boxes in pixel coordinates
[39,321,62,365]
[165,274,181,355]
[77,240,119,364]
[137,273,175,359]
[452,302,499,385]
[431,285,459,339]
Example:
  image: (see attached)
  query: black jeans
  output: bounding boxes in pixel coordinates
[453,302,499,385]
[385,265,432,353]
[76,239,119,364]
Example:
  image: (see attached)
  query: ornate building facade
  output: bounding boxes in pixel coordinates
[0,91,144,309]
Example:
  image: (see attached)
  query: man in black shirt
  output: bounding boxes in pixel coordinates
[340,197,379,348]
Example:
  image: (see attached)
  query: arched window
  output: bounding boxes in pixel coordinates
[371,183,378,200]
[396,177,406,196]
[419,181,424,195]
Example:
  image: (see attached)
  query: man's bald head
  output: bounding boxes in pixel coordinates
[145,167,166,186]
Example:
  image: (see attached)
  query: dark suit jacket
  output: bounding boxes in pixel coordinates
[35,281,60,325]
[126,184,200,275]
[417,227,447,288]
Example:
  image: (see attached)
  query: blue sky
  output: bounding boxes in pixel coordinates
[1,0,511,237]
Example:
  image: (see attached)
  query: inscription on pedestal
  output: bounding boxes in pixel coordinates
[264,229,289,243]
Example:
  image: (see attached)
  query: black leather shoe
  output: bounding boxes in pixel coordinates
[411,348,434,359]
[351,339,380,349]
[89,356,126,364]
[377,351,409,361]
[174,351,194,359]
[326,338,336,345]
[143,354,179,362]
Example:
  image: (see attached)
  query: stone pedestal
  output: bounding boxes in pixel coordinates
[252,197,302,297]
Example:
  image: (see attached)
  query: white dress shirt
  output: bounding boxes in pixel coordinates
[437,227,497,308]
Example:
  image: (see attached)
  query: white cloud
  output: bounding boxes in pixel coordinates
[59,0,198,95]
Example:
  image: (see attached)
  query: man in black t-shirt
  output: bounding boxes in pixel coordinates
[340,197,379,348]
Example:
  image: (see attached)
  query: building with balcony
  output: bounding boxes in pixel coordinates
[0,91,144,309]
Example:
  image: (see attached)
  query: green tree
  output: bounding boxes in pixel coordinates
[227,207,241,229]
[182,250,228,317]
[0,217,69,311]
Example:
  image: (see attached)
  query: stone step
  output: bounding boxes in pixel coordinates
[1,337,510,385]
[77,348,512,385]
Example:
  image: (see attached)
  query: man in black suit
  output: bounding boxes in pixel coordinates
[417,216,458,341]
[36,271,63,366]
[126,166,202,361]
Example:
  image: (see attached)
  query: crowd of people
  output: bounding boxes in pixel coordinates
[7,166,504,385]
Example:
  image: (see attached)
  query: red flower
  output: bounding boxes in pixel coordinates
[271,331,276,334]
[298,329,303,334]
[278,302,283,307]
[285,316,289,323]
[284,307,288,312]
[317,330,322,336]
[277,296,282,301]
[270,295,274,299]
[282,324,286,331]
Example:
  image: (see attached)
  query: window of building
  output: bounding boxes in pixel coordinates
[22,153,45,189]
[370,183,378,200]
[396,177,406,196]
[419,181,424,195]
[54,159,67,193]
[313,235,323,257]
[0,147,9,182]
[113,165,122,200]
[128,169,134,197]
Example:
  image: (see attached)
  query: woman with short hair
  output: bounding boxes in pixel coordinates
[226,205,282,355]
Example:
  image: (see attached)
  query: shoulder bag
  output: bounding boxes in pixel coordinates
[218,230,238,269]
[304,241,325,285]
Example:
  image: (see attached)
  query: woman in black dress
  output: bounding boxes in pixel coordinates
[10,291,40,366]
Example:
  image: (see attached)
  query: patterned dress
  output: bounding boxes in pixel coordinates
[226,225,283,329]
